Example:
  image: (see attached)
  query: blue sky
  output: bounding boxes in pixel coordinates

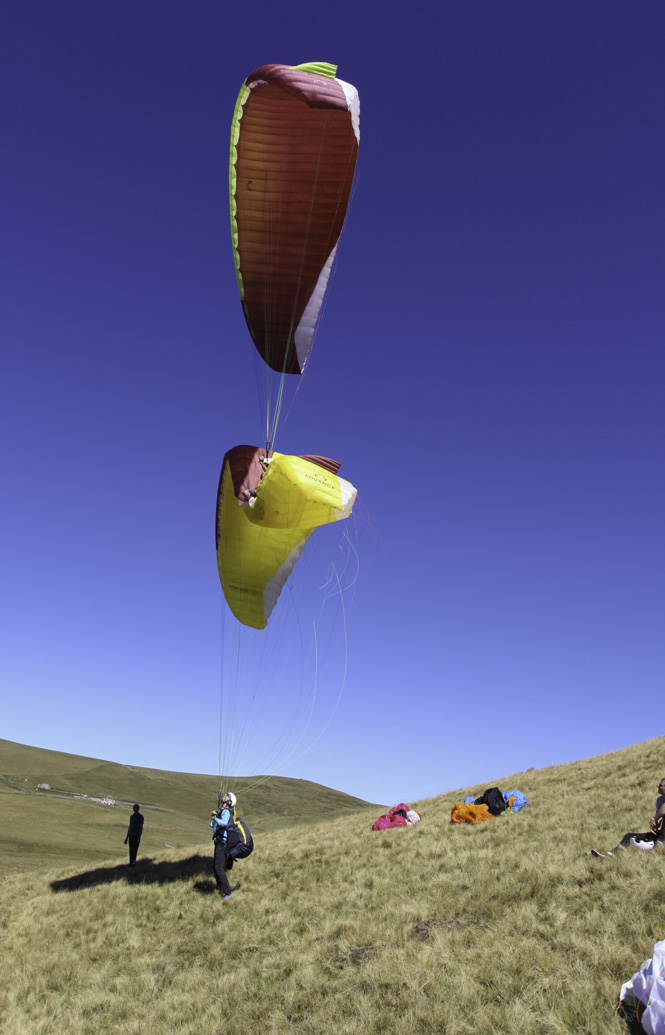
[2,1,663,805]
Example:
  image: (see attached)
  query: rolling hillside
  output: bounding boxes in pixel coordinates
[1,735,664,1033]
[0,739,379,875]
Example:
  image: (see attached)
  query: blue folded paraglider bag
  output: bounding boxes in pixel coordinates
[463,790,530,812]
[503,790,530,812]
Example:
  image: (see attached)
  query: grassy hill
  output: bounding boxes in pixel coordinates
[1,735,664,1033]
[0,739,378,875]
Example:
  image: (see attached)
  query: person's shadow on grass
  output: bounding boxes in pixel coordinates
[192,879,217,895]
[50,854,212,892]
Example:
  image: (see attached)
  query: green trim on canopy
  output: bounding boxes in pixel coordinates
[290,61,338,79]
[229,81,251,301]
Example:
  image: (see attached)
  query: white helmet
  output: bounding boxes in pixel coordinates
[223,792,237,808]
[630,836,655,850]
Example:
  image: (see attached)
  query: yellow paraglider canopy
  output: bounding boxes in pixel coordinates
[216,446,357,629]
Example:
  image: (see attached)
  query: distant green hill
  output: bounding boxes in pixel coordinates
[0,738,379,875]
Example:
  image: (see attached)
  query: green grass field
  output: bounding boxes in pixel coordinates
[0,738,377,875]
[1,736,663,1033]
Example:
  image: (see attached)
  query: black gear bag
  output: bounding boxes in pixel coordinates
[474,787,506,816]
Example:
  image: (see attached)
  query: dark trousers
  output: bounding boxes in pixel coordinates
[213,842,231,896]
[128,836,141,865]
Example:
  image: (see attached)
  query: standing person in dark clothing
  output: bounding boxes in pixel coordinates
[210,792,253,901]
[124,804,144,866]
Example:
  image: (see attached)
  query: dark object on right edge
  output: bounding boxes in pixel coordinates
[474,788,507,816]
[616,996,649,1035]
[615,820,665,851]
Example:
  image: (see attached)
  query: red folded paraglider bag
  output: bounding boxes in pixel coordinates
[372,804,412,831]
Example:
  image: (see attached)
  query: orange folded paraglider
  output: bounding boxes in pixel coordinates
[450,802,494,824]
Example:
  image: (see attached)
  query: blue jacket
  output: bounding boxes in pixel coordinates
[211,807,253,853]
[211,808,231,844]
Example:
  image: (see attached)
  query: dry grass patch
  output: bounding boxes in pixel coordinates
[2,736,665,1032]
